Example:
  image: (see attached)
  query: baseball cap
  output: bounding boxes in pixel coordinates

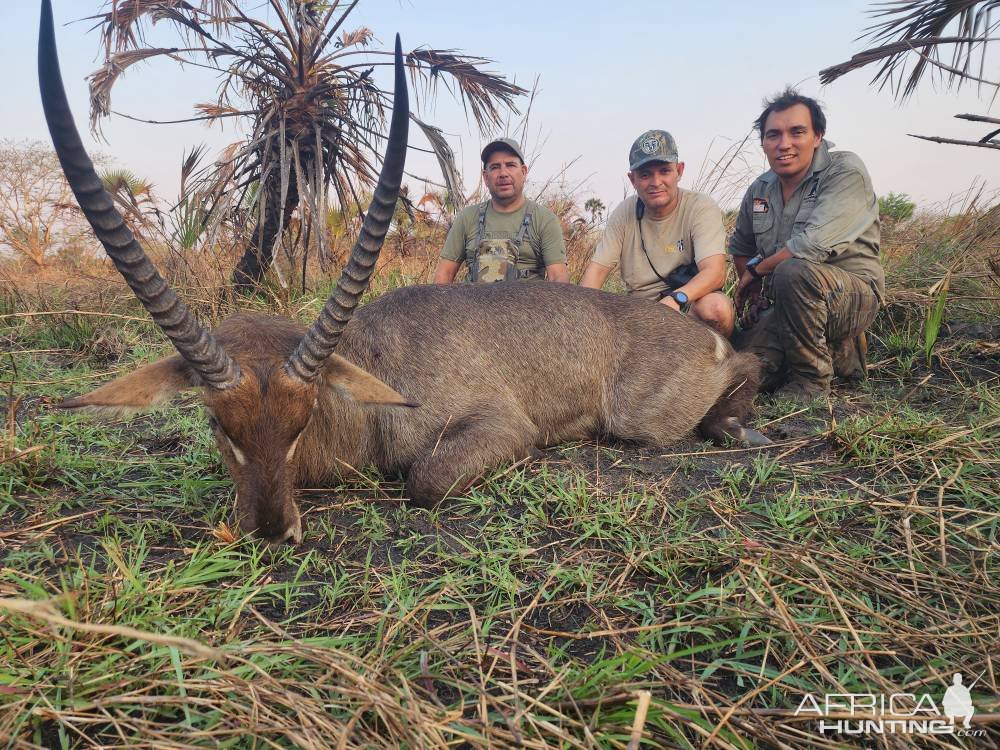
[628,130,679,171]
[481,137,526,166]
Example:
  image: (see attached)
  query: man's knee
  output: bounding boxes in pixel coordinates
[691,292,734,335]
[771,257,822,300]
[770,259,833,330]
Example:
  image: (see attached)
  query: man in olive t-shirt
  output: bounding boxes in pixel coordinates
[580,130,734,336]
[432,138,569,284]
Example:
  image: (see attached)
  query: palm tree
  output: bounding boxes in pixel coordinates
[584,197,605,225]
[87,1,524,291]
[821,1,1000,150]
[100,167,161,241]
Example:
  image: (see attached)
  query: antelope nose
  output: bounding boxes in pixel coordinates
[260,516,303,547]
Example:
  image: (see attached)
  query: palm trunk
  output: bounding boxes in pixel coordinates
[231,170,299,293]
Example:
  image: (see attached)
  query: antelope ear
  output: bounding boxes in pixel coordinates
[57,355,194,416]
[324,354,418,407]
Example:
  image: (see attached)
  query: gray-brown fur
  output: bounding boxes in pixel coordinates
[337,282,759,465]
[60,282,763,543]
[213,282,760,512]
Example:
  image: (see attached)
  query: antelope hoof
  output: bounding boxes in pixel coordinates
[738,427,772,447]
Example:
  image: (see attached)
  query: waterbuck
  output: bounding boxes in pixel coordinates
[40,0,767,545]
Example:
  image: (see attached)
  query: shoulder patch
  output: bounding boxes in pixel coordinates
[752,198,769,214]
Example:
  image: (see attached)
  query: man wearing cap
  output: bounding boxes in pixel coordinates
[432,138,569,284]
[580,130,734,335]
[729,89,882,403]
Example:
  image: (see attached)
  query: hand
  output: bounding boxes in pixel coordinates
[660,295,681,312]
[734,272,761,312]
[739,296,770,330]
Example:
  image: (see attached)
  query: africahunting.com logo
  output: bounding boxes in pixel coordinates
[795,671,986,737]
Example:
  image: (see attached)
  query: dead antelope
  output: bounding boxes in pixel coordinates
[40,0,768,546]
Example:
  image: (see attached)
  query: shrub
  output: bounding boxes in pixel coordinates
[879,192,916,223]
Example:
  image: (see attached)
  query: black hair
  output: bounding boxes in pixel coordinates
[754,88,826,140]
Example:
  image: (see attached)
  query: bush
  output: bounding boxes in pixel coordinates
[879,192,916,223]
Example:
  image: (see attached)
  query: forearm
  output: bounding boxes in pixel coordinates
[785,169,877,261]
[755,247,792,275]
[545,263,570,283]
[675,269,722,302]
[579,262,612,289]
[733,255,750,278]
[433,259,461,284]
[675,256,726,301]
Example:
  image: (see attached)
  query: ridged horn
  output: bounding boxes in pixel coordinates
[38,0,240,390]
[285,34,409,383]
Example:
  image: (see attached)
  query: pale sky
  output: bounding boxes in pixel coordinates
[4,0,997,215]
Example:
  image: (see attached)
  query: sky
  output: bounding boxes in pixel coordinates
[3,0,997,215]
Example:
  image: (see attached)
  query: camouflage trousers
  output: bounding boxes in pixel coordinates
[736,259,880,392]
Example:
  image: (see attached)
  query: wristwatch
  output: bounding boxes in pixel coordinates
[669,290,690,313]
[746,255,764,279]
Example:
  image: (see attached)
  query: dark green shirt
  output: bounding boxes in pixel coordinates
[728,140,884,298]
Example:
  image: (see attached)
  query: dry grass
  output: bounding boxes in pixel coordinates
[1,203,998,748]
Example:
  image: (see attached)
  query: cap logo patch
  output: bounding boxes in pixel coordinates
[640,137,660,154]
[752,198,769,214]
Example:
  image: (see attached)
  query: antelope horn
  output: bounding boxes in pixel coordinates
[38,0,240,390]
[285,35,409,383]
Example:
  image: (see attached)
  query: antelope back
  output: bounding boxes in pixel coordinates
[329,282,741,469]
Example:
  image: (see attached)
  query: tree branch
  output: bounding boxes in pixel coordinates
[908,133,1000,150]
[956,113,1000,125]
[111,110,260,126]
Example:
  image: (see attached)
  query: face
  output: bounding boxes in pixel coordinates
[628,161,685,215]
[482,149,527,203]
[204,366,318,545]
[761,103,823,183]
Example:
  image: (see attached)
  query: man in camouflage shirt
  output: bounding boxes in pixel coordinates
[730,89,883,403]
[432,138,569,284]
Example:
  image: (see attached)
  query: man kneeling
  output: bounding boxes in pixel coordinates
[580,130,734,335]
[729,89,883,404]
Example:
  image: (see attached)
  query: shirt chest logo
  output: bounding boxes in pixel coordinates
[752,198,769,214]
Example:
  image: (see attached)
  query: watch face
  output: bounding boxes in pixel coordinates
[674,291,688,304]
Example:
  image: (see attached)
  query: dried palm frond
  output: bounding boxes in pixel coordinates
[820,1,1000,151]
[406,48,526,131]
[87,48,183,130]
[820,0,1000,98]
[193,102,245,124]
[339,27,374,50]
[409,114,465,213]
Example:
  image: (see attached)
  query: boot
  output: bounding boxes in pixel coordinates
[832,331,868,381]
[773,377,829,405]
